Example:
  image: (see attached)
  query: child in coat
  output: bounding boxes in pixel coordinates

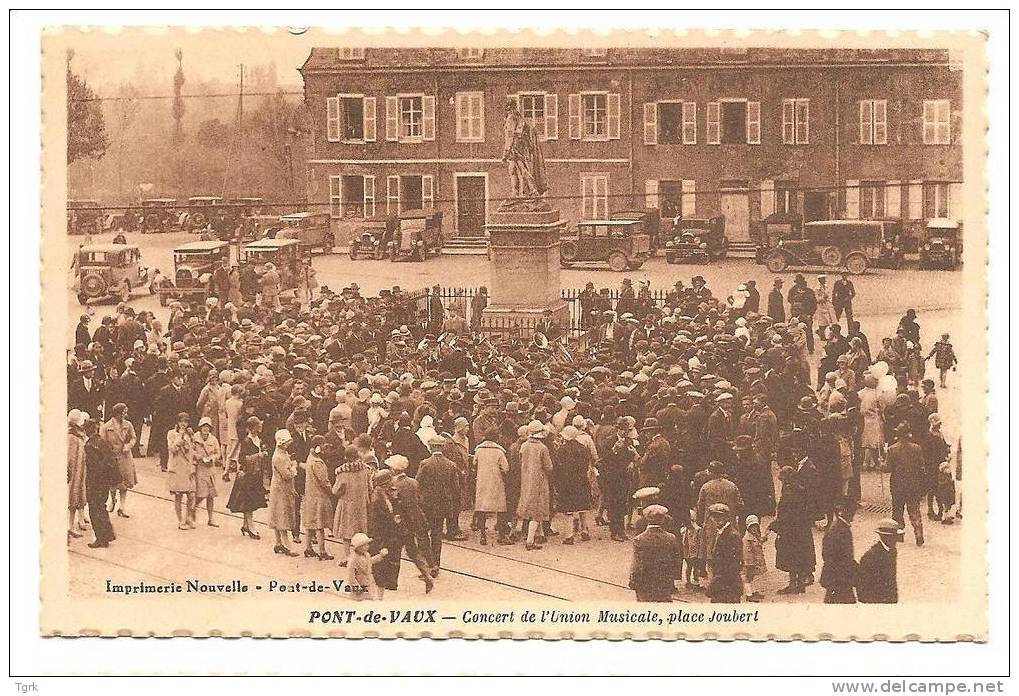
[682,520,705,590]
[346,532,388,601]
[935,459,957,524]
[742,515,767,602]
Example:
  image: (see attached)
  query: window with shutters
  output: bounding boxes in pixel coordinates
[341,175,365,218]
[657,102,683,144]
[456,48,484,61]
[859,181,885,219]
[399,95,424,140]
[714,100,760,144]
[775,181,797,215]
[923,182,950,218]
[340,96,365,141]
[581,93,608,140]
[782,98,809,144]
[923,100,951,145]
[859,99,888,145]
[514,92,557,141]
[582,48,607,58]
[455,91,484,142]
[581,174,608,219]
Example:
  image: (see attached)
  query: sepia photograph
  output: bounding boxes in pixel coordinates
[30,18,996,658]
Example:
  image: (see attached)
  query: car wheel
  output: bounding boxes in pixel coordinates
[628,259,645,270]
[845,253,868,275]
[820,245,843,266]
[560,241,578,263]
[665,254,677,265]
[77,292,89,306]
[765,252,789,273]
[608,252,628,272]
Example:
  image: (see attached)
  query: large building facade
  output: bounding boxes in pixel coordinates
[299,47,963,246]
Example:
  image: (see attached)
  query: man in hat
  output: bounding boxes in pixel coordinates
[68,360,102,420]
[638,418,671,489]
[418,435,465,567]
[820,498,857,603]
[627,504,682,602]
[578,281,598,328]
[151,373,187,472]
[387,455,437,591]
[259,262,282,311]
[887,423,925,546]
[696,460,743,583]
[82,417,119,548]
[855,518,903,603]
[428,285,445,335]
[470,286,489,332]
[707,502,743,603]
[767,278,786,322]
[787,274,817,354]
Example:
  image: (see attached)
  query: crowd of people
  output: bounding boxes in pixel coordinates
[66,265,960,603]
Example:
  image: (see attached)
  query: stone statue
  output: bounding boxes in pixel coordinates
[500,99,549,211]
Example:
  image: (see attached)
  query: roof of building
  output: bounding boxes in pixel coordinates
[301,47,952,74]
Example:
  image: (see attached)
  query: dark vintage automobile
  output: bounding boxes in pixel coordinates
[66,199,103,236]
[663,216,728,264]
[918,218,962,270]
[349,221,392,260]
[610,208,662,254]
[242,238,311,293]
[275,211,335,253]
[228,197,271,240]
[753,212,803,263]
[183,196,229,233]
[73,244,150,305]
[762,219,904,275]
[560,219,651,271]
[139,198,182,233]
[157,240,231,306]
[390,209,443,261]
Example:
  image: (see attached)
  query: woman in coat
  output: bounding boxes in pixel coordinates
[67,409,89,538]
[858,375,885,471]
[814,275,836,339]
[166,412,196,530]
[553,425,592,543]
[192,416,220,526]
[195,372,222,440]
[332,445,370,561]
[516,421,553,550]
[301,435,335,560]
[473,434,509,545]
[222,384,244,479]
[100,402,137,519]
[769,467,816,594]
[367,469,403,593]
[227,415,268,539]
[267,429,299,556]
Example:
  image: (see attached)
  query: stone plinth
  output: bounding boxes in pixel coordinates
[481,207,569,333]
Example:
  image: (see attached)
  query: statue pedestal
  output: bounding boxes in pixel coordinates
[481,207,569,334]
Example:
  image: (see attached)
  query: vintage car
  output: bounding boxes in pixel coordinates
[229,197,275,240]
[762,219,904,275]
[66,199,103,236]
[349,221,393,260]
[753,212,803,263]
[610,208,662,254]
[139,198,181,233]
[241,238,311,293]
[663,216,728,264]
[559,219,651,271]
[182,196,228,233]
[157,240,232,306]
[73,244,150,305]
[389,209,443,261]
[919,218,962,270]
[275,211,335,253]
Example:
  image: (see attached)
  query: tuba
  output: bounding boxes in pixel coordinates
[532,331,550,351]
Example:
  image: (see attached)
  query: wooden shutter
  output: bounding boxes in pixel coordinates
[581,176,593,218]
[874,100,887,145]
[363,97,377,142]
[937,101,951,144]
[886,180,901,218]
[329,175,341,218]
[782,99,795,144]
[422,95,436,141]
[949,182,963,221]
[387,175,400,215]
[760,179,775,218]
[859,101,873,145]
[707,102,720,144]
[643,103,658,145]
[795,100,809,144]
[596,176,608,218]
[607,93,621,140]
[645,179,659,209]
[363,176,376,218]
[455,93,467,141]
[681,180,696,216]
[385,96,399,141]
[682,101,697,144]
[845,179,860,219]
[422,175,434,209]
[908,180,923,219]
[568,93,581,140]
[326,96,340,142]
[747,101,761,144]
[544,93,558,140]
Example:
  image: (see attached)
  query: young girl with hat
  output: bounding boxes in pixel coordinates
[345,532,387,601]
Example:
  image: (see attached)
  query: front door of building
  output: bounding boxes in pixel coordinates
[456,175,487,237]
[720,187,751,242]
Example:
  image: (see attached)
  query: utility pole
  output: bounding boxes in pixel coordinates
[231,63,246,262]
